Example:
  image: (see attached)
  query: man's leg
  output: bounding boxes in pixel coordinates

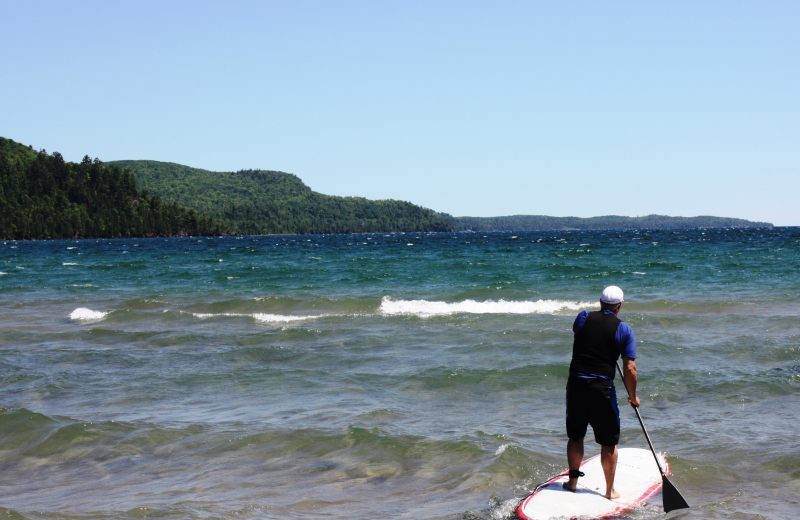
[590,378,620,499]
[565,376,589,492]
[600,444,619,499]
[564,437,584,492]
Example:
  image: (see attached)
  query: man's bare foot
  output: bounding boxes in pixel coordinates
[562,479,578,492]
[605,488,620,500]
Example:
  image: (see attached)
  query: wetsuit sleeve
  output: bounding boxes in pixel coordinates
[573,310,589,334]
[616,322,637,359]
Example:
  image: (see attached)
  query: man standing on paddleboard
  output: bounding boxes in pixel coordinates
[564,285,640,499]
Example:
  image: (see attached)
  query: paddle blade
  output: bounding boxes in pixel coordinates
[662,475,690,513]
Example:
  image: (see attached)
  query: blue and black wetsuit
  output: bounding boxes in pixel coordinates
[566,309,636,446]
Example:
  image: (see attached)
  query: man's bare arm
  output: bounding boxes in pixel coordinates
[623,357,640,407]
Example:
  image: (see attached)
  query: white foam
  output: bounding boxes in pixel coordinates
[192,312,243,319]
[191,312,320,323]
[495,443,510,455]
[62,262,79,266]
[69,307,109,322]
[490,497,522,520]
[0,272,6,276]
[252,313,320,323]
[379,297,592,317]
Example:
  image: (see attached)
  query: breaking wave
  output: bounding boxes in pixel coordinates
[69,307,109,322]
[379,297,593,317]
[191,312,323,323]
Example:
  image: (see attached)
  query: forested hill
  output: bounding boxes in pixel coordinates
[110,160,454,234]
[454,214,773,231]
[3,136,773,239]
[0,138,225,239]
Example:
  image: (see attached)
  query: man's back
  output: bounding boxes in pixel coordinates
[570,310,623,379]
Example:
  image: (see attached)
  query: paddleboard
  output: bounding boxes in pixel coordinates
[516,447,668,520]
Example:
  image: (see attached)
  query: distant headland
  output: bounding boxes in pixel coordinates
[453,214,772,231]
[0,137,773,239]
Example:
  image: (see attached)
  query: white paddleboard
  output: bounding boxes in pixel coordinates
[516,447,668,520]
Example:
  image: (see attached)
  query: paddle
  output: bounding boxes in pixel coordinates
[615,361,690,513]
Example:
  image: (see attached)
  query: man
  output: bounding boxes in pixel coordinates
[564,285,639,500]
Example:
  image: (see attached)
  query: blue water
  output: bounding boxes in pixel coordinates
[1,229,799,519]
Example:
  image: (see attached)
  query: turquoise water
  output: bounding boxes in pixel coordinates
[1,229,798,519]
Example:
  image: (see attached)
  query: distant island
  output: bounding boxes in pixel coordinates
[454,214,772,231]
[0,137,773,239]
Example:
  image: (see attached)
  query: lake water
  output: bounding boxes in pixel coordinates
[1,229,798,519]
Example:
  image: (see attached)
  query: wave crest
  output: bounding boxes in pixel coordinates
[252,313,320,323]
[69,307,109,322]
[192,312,321,323]
[379,297,591,317]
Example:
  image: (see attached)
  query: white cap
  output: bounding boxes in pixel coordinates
[600,285,624,304]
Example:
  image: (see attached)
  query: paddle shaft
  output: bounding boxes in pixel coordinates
[614,360,667,477]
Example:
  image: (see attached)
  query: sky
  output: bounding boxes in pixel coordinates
[2,1,798,225]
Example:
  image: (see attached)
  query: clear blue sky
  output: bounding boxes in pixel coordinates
[2,1,798,225]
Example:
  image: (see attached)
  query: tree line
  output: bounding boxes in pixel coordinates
[2,136,771,240]
[0,138,225,239]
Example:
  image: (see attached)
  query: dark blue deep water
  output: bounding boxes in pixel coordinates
[1,229,798,519]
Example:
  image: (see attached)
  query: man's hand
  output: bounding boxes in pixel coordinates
[628,395,641,408]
